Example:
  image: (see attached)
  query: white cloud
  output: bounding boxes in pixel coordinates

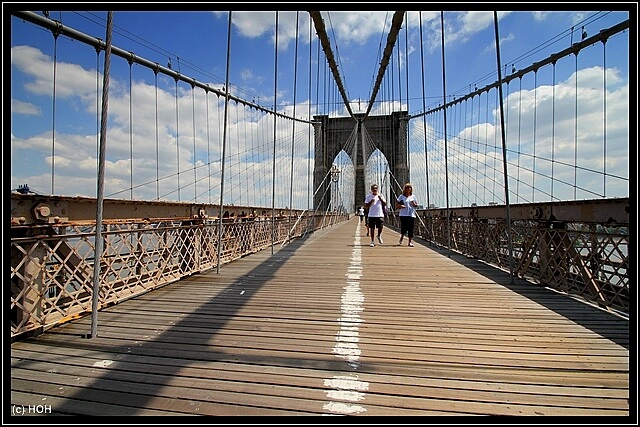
[12,99,40,115]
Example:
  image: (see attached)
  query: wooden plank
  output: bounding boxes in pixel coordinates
[48,316,629,354]
[13,343,629,389]
[10,217,629,417]
[11,349,628,400]
[44,321,630,369]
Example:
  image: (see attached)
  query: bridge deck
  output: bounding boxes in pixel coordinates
[10,217,629,418]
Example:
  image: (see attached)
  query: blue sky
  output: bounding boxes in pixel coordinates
[8,7,631,208]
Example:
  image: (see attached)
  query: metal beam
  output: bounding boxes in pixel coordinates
[427,198,630,225]
[11,193,629,227]
[10,193,303,226]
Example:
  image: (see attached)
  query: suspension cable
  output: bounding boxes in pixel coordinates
[365,11,405,118]
[602,37,608,197]
[532,70,538,202]
[308,15,313,210]
[289,11,299,217]
[128,58,133,199]
[91,10,113,339]
[95,46,101,179]
[154,67,159,200]
[174,77,180,201]
[216,11,232,274]
[551,61,557,201]
[309,11,354,119]
[573,51,578,199]
[50,25,60,195]
[206,90,211,204]
[404,16,409,116]
[192,82,197,201]
[493,10,514,285]
[270,12,279,254]
[517,76,522,203]
[419,12,431,220]
[440,12,451,256]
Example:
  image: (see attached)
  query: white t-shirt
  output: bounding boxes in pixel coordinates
[364,193,386,217]
[397,194,417,217]
[358,207,364,216]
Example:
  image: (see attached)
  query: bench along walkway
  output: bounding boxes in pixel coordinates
[10,217,629,418]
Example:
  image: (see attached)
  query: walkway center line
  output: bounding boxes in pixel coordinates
[323,222,369,415]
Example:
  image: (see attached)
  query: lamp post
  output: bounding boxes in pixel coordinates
[330,164,340,213]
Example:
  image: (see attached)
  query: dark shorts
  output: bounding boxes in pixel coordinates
[368,217,384,229]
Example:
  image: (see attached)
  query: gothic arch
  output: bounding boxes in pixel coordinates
[313,111,408,211]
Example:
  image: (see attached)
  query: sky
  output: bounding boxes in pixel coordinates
[7,6,632,210]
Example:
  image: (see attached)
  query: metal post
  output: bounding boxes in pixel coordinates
[493,11,515,284]
[216,12,232,274]
[90,11,113,338]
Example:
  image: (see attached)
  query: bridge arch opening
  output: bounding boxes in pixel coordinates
[329,150,355,214]
[365,149,392,206]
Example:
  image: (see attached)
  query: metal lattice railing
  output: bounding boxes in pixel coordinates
[10,213,348,338]
[387,212,629,316]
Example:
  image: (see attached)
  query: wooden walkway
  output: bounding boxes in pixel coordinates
[10,217,630,418]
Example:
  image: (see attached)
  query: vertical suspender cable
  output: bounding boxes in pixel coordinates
[517,77,522,202]
[396,25,401,108]
[192,83,197,201]
[602,38,607,196]
[217,91,222,163]
[51,26,60,195]
[551,61,556,201]
[484,91,489,203]
[324,54,327,116]
[404,17,410,178]
[419,13,431,242]
[474,93,479,200]
[174,77,181,201]
[96,47,100,177]
[493,11,514,284]
[216,11,232,274]
[128,59,133,199]
[492,89,498,199]
[532,70,538,202]
[248,105,255,206]
[316,36,320,117]
[463,91,469,203]
[504,78,511,202]
[439,12,451,256]
[243,106,248,205]
[308,15,313,211]
[206,90,211,204]
[91,11,113,338]
[389,52,394,193]
[154,68,159,200]
[289,12,300,218]
[271,12,279,254]
[231,106,238,202]
[573,52,578,199]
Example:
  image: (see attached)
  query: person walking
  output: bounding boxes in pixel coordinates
[396,182,418,247]
[364,184,386,246]
[358,206,365,223]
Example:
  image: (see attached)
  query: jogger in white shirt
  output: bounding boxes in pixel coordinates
[364,183,387,247]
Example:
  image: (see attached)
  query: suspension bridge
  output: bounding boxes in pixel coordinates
[9,10,631,418]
